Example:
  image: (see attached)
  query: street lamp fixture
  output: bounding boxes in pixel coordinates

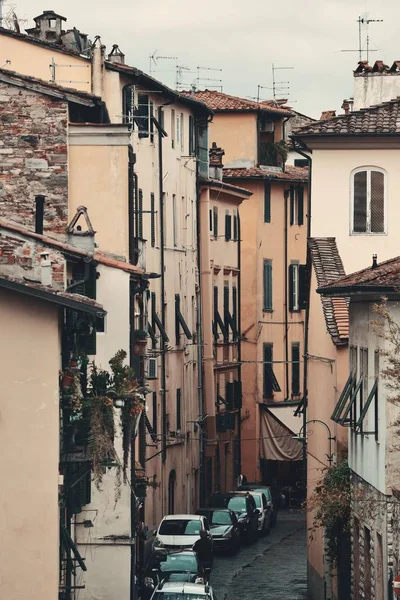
[292,419,336,466]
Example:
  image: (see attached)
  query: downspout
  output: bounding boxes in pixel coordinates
[284,188,290,398]
[282,116,291,172]
[293,142,312,483]
[237,212,242,480]
[128,145,137,262]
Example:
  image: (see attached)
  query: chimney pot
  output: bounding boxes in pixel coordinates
[372,254,378,268]
[40,251,52,286]
[209,142,225,180]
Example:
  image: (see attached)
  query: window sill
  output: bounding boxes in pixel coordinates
[263,309,273,313]
[350,232,387,236]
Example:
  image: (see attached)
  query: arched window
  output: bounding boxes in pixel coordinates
[168,470,176,515]
[351,168,386,234]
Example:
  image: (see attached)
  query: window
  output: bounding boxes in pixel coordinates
[138,188,143,238]
[225,211,232,241]
[213,206,218,238]
[351,168,386,234]
[172,194,178,247]
[294,158,308,168]
[290,186,304,226]
[180,113,184,152]
[137,94,149,138]
[176,388,181,431]
[176,115,180,144]
[263,343,281,398]
[189,115,195,155]
[263,259,272,311]
[233,212,238,241]
[150,193,156,247]
[289,262,299,311]
[152,392,157,434]
[292,343,300,395]
[264,182,271,223]
[171,109,175,149]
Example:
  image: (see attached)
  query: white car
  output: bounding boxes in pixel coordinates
[150,581,217,600]
[154,515,211,552]
[249,491,271,535]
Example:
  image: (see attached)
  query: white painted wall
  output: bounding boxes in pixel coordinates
[354,74,400,111]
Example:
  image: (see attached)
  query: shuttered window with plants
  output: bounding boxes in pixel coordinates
[263,259,273,311]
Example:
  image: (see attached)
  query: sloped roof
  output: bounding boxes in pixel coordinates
[294,98,400,136]
[318,254,400,293]
[223,165,308,182]
[309,238,349,345]
[179,89,292,115]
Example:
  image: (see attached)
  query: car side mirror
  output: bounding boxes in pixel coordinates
[254,509,261,516]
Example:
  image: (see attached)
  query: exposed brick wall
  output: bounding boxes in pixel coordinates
[0,229,65,289]
[0,82,68,235]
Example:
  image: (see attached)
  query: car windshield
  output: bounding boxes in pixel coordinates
[159,520,202,536]
[159,555,198,573]
[255,488,271,501]
[252,495,262,508]
[154,594,207,600]
[227,497,246,512]
[210,511,231,525]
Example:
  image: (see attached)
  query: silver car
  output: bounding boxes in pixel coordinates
[154,515,211,552]
[150,581,218,600]
[249,491,271,535]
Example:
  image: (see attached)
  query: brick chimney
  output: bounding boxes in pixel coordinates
[354,59,400,110]
[320,110,336,121]
[107,44,125,65]
[209,142,225,181]
[25,10,66,43]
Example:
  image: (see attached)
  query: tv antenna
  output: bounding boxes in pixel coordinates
[196,66,223,91]
[149,50,178,75]
[341,15,383,62]
[272,64,293,100]
[176,64,192,89]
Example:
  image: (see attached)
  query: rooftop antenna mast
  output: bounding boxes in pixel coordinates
[176,64,192,89]
[272,64,293,100]
[196,66,223,91]
[256,84,273,102]
[149,50,178,75]
[340,15,383,62]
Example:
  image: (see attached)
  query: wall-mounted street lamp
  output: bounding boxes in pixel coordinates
[292,419,336,467]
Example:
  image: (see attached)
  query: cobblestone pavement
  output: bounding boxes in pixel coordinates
[211,509,307,600]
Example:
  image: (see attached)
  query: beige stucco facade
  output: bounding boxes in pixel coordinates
[0,289,60,600]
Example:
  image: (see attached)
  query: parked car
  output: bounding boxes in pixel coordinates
[196,508,241,554]
[208,492,259,543]
[248,491,271,535]
[150,581,218,600]
[237,483,279,527]
[153,515,211,553]
[142,550,202,597]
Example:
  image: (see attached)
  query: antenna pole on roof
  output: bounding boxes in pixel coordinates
[272,64,293,100]
[341,16,383,62]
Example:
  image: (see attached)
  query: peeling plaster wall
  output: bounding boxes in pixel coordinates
[0,82,68,235]
[0,288,60,600]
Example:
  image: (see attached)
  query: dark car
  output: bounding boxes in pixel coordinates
[142,551,201,599]
[208,492,259,543]
[237,483,279,527]
[196,508,241,554]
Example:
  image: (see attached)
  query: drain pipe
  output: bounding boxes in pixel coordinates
[284,188,290,398]
[237,212,242,479]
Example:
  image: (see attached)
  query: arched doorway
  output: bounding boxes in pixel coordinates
[168,470,176,514]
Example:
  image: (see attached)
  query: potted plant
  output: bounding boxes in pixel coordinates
[133,329,148,355]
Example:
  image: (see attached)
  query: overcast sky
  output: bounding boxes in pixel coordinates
[5,0,400,117]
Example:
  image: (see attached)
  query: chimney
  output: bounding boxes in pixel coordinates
[108,44,125,65]
[341,99,350,115]
[354,58,400,110]
[372,254,378,269]
[320,110,336,121]
[209,142,225,181]
[40,251,52,286]
[35,195,45,235]
[91,36,105,98]
[25,10,66,43]
[66,206,96,253]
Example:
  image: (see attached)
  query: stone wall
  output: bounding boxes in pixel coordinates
[0,82,68,235]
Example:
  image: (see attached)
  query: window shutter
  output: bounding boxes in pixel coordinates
[233,380,242,410]
[226,382,234,410]
[353,171,367,232]
[263,344,273,398]
[297,186,304,226]
[213,207,218,238]
[123,85,134,125]
[138,188,143,239]
[150,193,155,247]
[175,294,180,346]
[149,100,154,142]
[137,94,149,138]
[263,260,272,310]
[291,343,300,395]
[152,392,157,434]
[232,285,238,337]
[176,388,182,431]
[225,214,232,241]
[288,264,294,312]
[370,170,384,233]
[264,182,271,223]
[299,264,310,310]
[223,284,229,342]
[189,116,195,155]
[290,186,295,225]
[209,209,213,232]
[233,214,238,241]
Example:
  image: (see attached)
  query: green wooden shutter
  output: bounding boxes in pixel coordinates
[225,214,232,241]
[233,214,238,240]
[176,388,181,430]
[297,186,304,226]
[288,264,294,312]
[213,207,218,238]
[290,186,295,225]
[263,344,273,398]
[150,193,155,247]
[292,343,300,395]
[209,209,213,232]
[263,260,272,310]
[299,263,310,310]
[137,94,149,138]
[264,182,271,223]
[138,188,143,239]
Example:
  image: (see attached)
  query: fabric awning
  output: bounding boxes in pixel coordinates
[260,408,303,462]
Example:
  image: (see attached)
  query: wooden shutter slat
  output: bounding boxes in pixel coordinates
[264,182,271,223]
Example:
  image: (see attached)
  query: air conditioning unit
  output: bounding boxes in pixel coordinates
[260,121,274,133]
[147,357,158,379]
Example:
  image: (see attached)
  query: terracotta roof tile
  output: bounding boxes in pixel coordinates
[294,98,400,136]
[319,254,400,291]
[309,238,349,345]
[223,165,308,182]
[180,90,292,115]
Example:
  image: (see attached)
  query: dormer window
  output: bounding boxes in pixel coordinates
[351,167,386,234]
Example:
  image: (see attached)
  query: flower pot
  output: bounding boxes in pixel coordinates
[62,374,74,389]
[133,339,147,355]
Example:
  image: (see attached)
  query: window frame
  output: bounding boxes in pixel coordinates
[263,259,273,312]
[350,166,387,235]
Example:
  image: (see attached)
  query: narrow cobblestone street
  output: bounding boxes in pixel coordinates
[211,510,307,600]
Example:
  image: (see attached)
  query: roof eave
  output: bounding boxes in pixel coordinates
[317,285,396,297]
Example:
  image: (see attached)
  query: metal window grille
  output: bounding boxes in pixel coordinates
[370,171,384,232]
[353,171,367,232]
[353,170,385,233]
